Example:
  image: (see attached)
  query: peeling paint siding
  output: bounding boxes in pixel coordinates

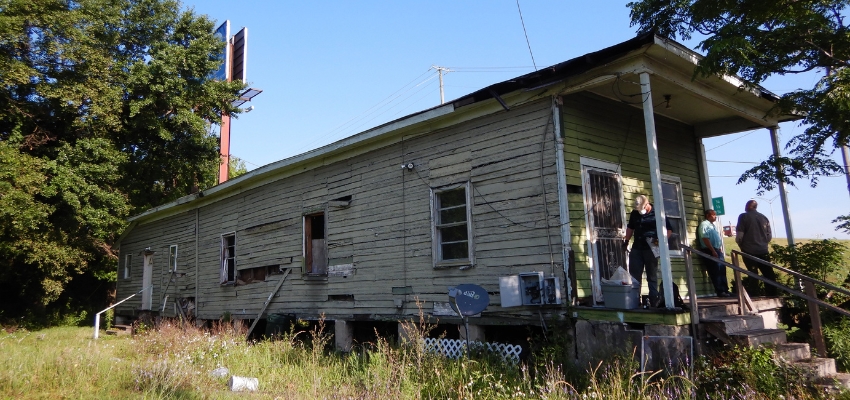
[116,99,566,323]
[561,92,711,300]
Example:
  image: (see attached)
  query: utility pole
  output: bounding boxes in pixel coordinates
[769,126,796,249]
[431,66,452,105]
[842,145,850,201]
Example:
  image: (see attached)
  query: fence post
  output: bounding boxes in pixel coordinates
[732,253,744,315]
[803,280,828,356]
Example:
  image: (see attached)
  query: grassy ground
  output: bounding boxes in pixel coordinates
[0,321,843,399]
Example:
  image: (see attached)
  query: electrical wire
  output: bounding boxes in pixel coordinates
[516,0,537,71]
[705,130,756,151]
[291,70,438,153]
[706,160,759,164]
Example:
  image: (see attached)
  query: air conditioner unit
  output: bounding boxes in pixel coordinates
[499,272,562,307]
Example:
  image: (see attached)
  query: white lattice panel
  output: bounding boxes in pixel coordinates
[421,338,522,364]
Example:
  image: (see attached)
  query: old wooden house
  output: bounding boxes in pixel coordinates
[114,33,793,355]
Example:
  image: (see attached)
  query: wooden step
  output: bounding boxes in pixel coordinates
[702,315,764,335]
[729,328,787,347]
[791,357,836,378]
[772,343,810,363]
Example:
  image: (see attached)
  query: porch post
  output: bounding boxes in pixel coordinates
[769,126,796,248]
[639,72,675,309]
[552,98,573,302]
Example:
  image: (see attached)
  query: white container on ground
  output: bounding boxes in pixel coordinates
[229,376,259,392]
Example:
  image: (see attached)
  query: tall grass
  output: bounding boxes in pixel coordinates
[0,321,845,399]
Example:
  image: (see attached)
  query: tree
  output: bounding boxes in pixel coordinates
[0,0,243,321]
[628,0,850,233]
[229,156,249,180]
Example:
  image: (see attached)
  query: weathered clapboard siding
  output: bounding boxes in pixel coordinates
[113,98,567,322]
[561,92,713,299]
[116,210,198,316]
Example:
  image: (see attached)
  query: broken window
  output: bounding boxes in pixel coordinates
[304,213,327,275]
[220,233,236,284]
[123,254,132,280]
[236,265,283,285]
[431,182,473,267]
[168,245,178,272]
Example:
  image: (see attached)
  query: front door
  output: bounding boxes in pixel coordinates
[142,253,153,310]
[581,159,627,303]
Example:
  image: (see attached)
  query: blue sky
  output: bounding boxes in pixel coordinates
[185,0,849,240]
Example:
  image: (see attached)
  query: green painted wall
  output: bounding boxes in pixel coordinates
[560,92,714,301]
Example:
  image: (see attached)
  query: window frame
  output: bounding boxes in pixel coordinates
[660,175,687,257]
[123,254,132,280]
[430,181,474,268]
[303,212,328,276]
[220,232,236,285]
[168,245,178,272]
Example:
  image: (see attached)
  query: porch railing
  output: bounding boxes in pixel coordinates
[92,285,150,339]
[681,245,850,356]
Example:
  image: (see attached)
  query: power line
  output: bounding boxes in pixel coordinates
[516,0,537,71]
[705,130,756,151]
[707,159,759,164]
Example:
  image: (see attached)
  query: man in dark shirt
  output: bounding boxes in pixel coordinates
[736,200,778,296]
[623,195,674,307]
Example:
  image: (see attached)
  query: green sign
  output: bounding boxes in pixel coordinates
[712,197,725,216]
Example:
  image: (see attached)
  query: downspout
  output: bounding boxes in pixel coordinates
[552,97,573,302]
[639,71,675,309]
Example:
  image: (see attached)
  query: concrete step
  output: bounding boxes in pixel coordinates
[791,357,837,378]
[698,303,741,319]
[814,372,850,392]
[772,342,810,363]
[702,315,765,335]
[729,328,787,347]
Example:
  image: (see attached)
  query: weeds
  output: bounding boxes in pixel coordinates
[1,322,846,399]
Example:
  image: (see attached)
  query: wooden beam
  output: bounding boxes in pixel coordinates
[245,268,292,340]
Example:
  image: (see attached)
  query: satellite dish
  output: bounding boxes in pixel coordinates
[449,284,490,316]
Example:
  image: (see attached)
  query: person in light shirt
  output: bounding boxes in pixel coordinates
[698,209,731,297]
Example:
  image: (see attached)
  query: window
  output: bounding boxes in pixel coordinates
[123,254,132,280]
[661,176,687,254]
[304,213,327,275]
[431,182,473,267]
[168,245,178,272]
[220,233,236,284]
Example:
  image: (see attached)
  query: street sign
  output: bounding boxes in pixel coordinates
[712,197,725,216]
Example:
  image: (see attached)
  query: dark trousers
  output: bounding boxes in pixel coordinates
[700,254,729,295]
[742,253,779,296]
[629,248,659,302]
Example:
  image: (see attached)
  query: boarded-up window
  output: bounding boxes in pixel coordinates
[220,233,236,284]
[432,182,473,266]
[304,213,327,275]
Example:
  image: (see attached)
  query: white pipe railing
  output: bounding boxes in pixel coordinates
[93,286,149,339]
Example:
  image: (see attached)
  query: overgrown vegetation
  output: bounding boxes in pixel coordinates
[768,239,850,369]
[0,0,244,325]
[0,320,845,399]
